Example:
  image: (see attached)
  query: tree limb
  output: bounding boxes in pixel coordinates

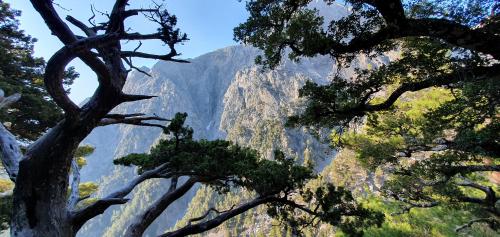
[120,51,189,63]
[318,2,499,59]
[99,113,169,129]
[70,163,172,228]
[67,159,81,210]
[444,165,500,176]
[186,205,236,226]
[160,196,274,237]
[70,197,129,229]
[0,123,21,182]
[121,94,158,103]
[0,89,21,109]
[66,15,97,37]
[125,177,197,237]
[361,64,500,113]
[315,64,500,121]
[456,177,495,197]
[393,199,439,215]
[455,218,499,232]
[0,90,22,181]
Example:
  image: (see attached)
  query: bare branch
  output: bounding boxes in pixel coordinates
[104,113,146,118]
[121,51,189,63]
[0,90,22,181]
[123,9,159,19]
[78,195,91,202]
[106,0,130,33]
[66,15,96,37]
[121,32,163,40]
[30,0,79,44]
[99,115,170,128]
[0,122,21,182]
[121,94,158,103]
[125,177,197,237]
[44,47,81,114]
[122,57,152,77]
[70,197,129,229]
[456,218,499,232]
[456,177,495,196]
[187,205,237,226]
[71,163,172,228]
[67,158,81,210]
[0,89,21,109]
[160,196,274,237]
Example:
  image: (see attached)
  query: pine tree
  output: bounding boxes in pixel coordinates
[236,0,499,232]
[0,2,77,141]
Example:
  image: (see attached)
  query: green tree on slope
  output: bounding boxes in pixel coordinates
[236,0,499,232]
[0,1,381,236]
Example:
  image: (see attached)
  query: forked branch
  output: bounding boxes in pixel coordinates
[125,177,197,237]
[71,163,172,228]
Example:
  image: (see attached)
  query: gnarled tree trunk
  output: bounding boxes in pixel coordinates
[4,0,188,236]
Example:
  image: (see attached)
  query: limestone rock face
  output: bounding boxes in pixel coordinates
[77,42,391,236]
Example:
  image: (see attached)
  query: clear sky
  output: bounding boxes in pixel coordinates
[6,0,249,104]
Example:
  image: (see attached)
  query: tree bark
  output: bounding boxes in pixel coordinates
[7,0,187,235]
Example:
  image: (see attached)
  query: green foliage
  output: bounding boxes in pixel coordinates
[74,145,95,168]
[116,113,383,236]
[235,0,497,68]
[115,113,313,195]
[270,184,384,237]
[324,148,499,237]
[74,145,95,158]
[0,2,78,141]
[331,81,498,232]
[236,1,499,233]
[0,179,13,193]
[78,182,98,199]
[235,0,391,68]
[406,0,497,26]
[350,196,499,237]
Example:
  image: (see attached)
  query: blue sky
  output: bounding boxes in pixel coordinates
[6,0,249,103]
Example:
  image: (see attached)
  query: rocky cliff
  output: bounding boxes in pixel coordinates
[76,42,390,236]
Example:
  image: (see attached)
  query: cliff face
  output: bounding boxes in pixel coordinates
[76,43,390,236]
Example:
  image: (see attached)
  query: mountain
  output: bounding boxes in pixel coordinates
[76,43,390,236]
[75,3,393,235]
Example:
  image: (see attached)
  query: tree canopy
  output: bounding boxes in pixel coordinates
[113,112,383,236]
[0,2,78,141]
[0,0,497,236]
[0,1,385,235]
[236,0,499,232]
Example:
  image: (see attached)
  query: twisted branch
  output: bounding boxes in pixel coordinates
[71,163,172,228]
